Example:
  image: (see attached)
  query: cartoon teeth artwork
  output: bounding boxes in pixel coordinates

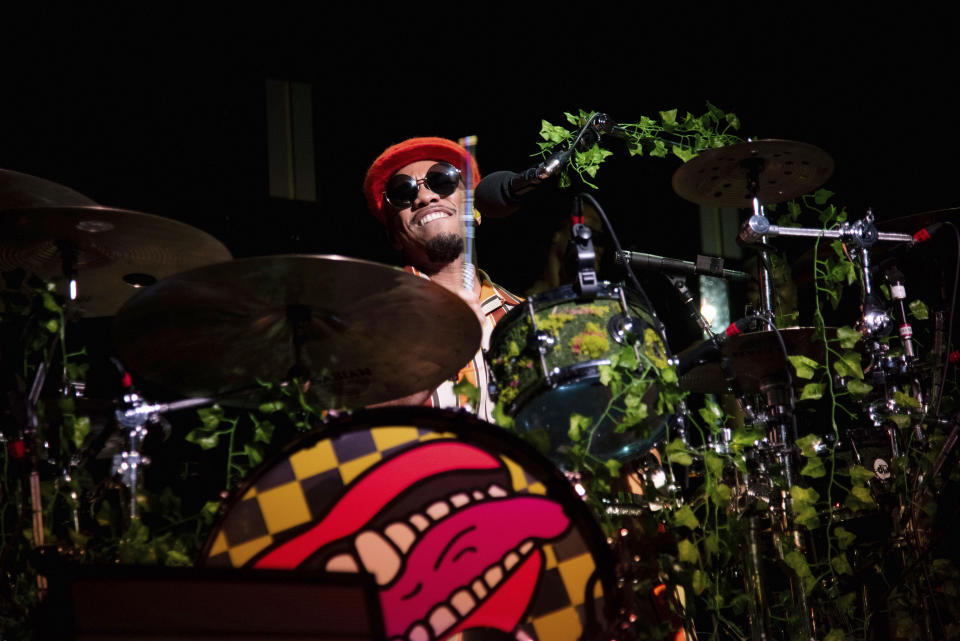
[204,417,608,641]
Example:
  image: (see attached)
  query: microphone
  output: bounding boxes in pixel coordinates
[676,317,753,376]
[615,250,752,282]
[475,113,612,218]
[474,149,573,218]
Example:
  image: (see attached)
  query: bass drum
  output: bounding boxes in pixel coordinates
[202,407,617,641]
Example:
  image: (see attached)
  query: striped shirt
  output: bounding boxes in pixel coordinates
[403,266,522,421]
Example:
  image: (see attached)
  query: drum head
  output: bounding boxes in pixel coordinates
[202,407,615,641]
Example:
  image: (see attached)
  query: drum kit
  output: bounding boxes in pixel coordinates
[1,131,957,641]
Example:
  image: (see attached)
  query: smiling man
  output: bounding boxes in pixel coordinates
[363,137,521,419]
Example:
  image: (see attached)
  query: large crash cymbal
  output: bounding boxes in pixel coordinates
[1,169,98,209]
[679,327,834,394]
[112,255,482,409]
[672,139,834,207]
[0,206,232,317]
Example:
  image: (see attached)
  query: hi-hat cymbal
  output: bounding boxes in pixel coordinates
[672,140,834,207]
[112,255,482,409]
[0,206,232,317]
[1,169,98,209]
[679,327,834,394]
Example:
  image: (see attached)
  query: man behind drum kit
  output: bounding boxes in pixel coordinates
[362,136,522,419]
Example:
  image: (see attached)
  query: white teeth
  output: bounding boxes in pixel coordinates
[426,500,450,520]
[519,540,534,555]
[428,605,457,636]
[384,522,417,554]
[450,589,475,616]
[449,492,470,508]
[472,490,485,501]
[407,623,431,641]
[354,530,401,586]
[418,212,448,226]
[410,513,430,532]
[325,554,359,573]
[487,484,508,498]
[484,565,503,589]
[504,551,519,570]
[472,578,487,599]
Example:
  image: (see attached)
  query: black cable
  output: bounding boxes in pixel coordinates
[576,192,669,350]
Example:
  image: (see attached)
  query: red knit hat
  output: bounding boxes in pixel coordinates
[363,136,481,225]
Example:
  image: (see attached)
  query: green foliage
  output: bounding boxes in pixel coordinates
[535,104,742,189]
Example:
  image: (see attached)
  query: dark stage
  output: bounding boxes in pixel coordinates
[3,7,960,641]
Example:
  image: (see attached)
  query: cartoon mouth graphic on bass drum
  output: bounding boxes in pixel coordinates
[203,407,614,641]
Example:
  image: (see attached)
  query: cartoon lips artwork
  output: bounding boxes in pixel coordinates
[252,439,573,640]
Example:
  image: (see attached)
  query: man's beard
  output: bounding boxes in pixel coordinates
[424,233,464,263]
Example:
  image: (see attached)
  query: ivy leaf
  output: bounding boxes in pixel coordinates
[813,188,835,205]
[677,538,700,564]
[692,569,709,595]
[539,120,571,144]
[568,413,591,443]
[673,505,700,530]
[845,485,876,511]
[909,299,929,320]
[672,145,696,163]
[453,376,480,408]
[836,325,862,349]
[185,429,219,450]
[833,351,864,379]
[704,451,724,477]
[604,459,622,478]
[846,379,874,396]
[704,532,720,556]
[660,109,678,126]
[893,390,921,409]
[833,525,856,550]
[698,408,720,428]
[650,139,668,158]
[801,457,826,478]
[244,443,263,467]
[665,437,693,466]
[783,550,816,593]
[492,401,514,429]
[849,465,875,485]
[253,419,275,444]
[709,482,732,507]
[788,354,820,379]
[800,383,824,400]
[563,111,580,126]
[888,413,912,429]
[795,433,822,458]
[831,553,853,575]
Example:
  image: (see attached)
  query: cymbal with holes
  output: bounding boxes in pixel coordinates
[112,254,482,409]
[0,206,232,317]
[672,140,834,207]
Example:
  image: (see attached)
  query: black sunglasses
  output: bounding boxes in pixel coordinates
[383,162,461,208]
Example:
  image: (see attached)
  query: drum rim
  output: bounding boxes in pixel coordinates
[199,405,617,601]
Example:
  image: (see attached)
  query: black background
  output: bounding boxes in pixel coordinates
[3,7,959,355]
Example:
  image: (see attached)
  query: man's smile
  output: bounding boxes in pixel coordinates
[411,207,454,227]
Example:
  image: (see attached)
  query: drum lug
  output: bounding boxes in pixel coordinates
[525,299,555,384]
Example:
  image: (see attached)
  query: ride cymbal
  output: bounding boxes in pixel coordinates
[0,206,232,317]
[112,255,482,409]
[672,140,834,207]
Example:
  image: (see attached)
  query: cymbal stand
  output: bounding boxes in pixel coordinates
[113,393,214,520]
